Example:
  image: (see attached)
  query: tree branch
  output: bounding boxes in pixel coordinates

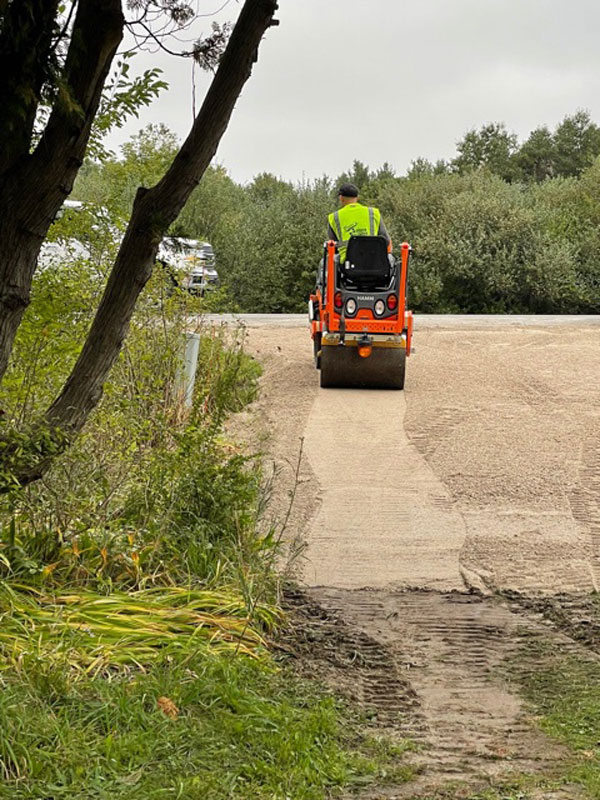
[21,0,125,229]
[45,0,279,437]
[0,0,124,384]
[0,0,62,176]
[1,0,279,489]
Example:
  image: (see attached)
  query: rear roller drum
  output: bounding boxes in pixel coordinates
[320,344,406,389]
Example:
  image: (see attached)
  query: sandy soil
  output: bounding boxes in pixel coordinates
[404,325,600,594]
[241,322,600,596]
[282,586,587,799]
[233,320,600,797]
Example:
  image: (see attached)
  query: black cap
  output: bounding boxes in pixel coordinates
[338,182,359,198]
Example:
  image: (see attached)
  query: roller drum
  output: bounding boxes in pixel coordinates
[320,344,406,389]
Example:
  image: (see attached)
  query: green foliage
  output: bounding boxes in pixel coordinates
[1,248,107,421]
[88,53,168,161]
[0,651,403,799]
[378,171,596,313]
[75,124,179,222]
[337,158,373,191]
[220,176,333,313]
[553,110,600,178]
[172,164,244,244]
[452,111,600,183]
[0,422,68,494]
[0,584,278,674]
[514,126,555,182]
[0,220,266,589]
[453,122,519,181]
[73,115,600,315]
[511,643,600,798]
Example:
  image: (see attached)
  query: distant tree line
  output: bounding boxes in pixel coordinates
[75,111,600,314]
[417,110,600,183]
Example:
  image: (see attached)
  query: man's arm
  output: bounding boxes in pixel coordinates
[378,218,392,246]
[327,221,337,241]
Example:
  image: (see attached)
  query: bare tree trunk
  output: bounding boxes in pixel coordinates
[0,0,62,176]
[48,0,279,434]
[4,0,279,488]
[0,0,124,382]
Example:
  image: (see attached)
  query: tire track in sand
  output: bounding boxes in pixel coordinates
[301,389,466,590]
[569,421,600,590]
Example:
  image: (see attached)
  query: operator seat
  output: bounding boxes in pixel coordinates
[339,235,392,291]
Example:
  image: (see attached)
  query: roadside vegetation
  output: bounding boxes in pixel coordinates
[502,597,600,800]
[76,110,600,315]
[521,650,600,798]
[0,215,412,797]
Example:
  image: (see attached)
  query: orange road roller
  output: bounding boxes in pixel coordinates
[309,236,413,389]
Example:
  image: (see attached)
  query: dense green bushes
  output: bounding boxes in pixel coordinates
[189,161,600,314]
[75,118,600,315]
[0,253,263,588]
[374,168,600,313]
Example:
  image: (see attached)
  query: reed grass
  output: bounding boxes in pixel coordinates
[0,583,282,676]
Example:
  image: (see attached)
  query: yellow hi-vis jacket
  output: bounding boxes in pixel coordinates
[328,202,382,262]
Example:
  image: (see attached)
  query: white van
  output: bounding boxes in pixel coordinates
[157,237,219,296]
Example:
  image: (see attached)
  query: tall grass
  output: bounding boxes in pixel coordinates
[0,251,413,798]
[0,650,404,799]
[0,264,264,592]
[0,584,281,675]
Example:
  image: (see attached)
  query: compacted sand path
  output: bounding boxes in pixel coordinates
[235,317,600,596]
[303,390,466,589]
[226,316,600,798]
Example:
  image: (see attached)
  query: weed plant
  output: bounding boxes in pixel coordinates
[0,652,399,799]
[0,261,262,591]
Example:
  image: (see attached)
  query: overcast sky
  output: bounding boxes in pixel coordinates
[106,0,600,184]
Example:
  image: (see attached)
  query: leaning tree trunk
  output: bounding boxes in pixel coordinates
[8,0,279,488]
[0,0,125,383]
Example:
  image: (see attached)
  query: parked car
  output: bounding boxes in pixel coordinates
[37,237,91,270]
[37,200,118,273]
[157,237,219,296]
[38,201,219,297]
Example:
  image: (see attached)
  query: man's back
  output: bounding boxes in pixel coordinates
[327,183,390,262]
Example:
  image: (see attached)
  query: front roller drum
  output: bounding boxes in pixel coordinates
[320,344,406,389]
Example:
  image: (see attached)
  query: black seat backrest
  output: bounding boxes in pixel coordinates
[340,236,391,290]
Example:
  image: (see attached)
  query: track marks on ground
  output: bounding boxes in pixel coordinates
[307,588,577,796]
[569,423,600,590]
[405,405,467,460]
[281,589,417,723]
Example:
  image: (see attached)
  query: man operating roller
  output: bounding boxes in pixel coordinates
[328,182,391,260]
[317,182,391,289]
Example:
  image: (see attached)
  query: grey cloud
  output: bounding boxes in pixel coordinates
[107,0,600,182]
